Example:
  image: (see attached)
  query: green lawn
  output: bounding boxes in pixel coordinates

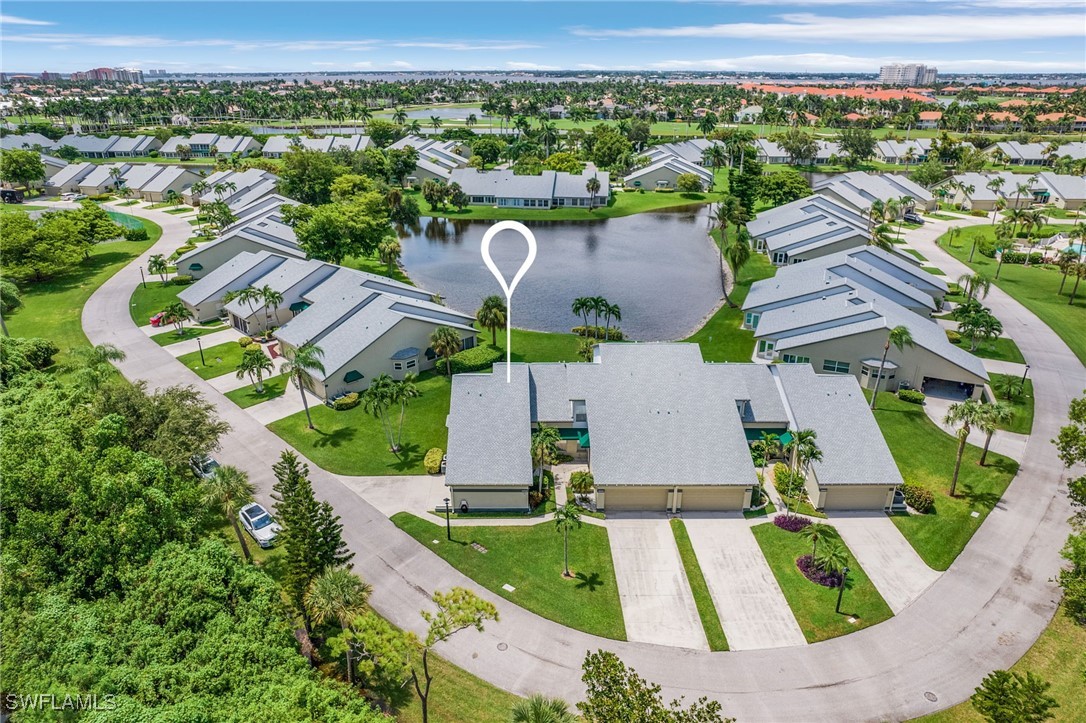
[225,374,289,408]
[0,203,46,213]
[872,391,1019,571]
[915,609,1086,723]
[129,280,182,324]
[987,374,1035,435]
[962,336,1026,364]
[940,226,1086,365]
[902,248,928,262]
[150,323,227,346]
[751,521,893,642]
[921,266,946,276]
[176,340,248,380]
[5,238,156,361]
[268,372,451,475]
[343,251,413,285]
[670,520,729,651]
[684,246,777,362]
[392,512,626,640]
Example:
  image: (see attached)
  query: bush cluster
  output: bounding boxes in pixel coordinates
[945,282,963,296]
[88,193,112,202]
[174,243,197,256]
[237,336,252,347]
[970,210,988,217]
[900,482,935,513]
[945,329,962,344]
[796,554,844,588]
[331,392,360,411]
[774,515,811,533]
[171,275,193,286]
[571,325,625,341]
[423,448,444,474]
[897,389,926,404]
[448,344,503,374]
[1000,251,1045,265]
[123,226,149,242]
[0,337,60,384]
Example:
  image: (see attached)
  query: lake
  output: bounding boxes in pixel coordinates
[396,206,724,341]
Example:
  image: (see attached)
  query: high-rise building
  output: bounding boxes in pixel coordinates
[878,64,938,86]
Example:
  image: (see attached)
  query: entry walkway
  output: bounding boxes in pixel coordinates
[608,515,708,651]
[684,514,806,650]
[827,512,941,615]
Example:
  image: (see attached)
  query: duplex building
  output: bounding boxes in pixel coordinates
[176,194,304,278]
[624,155,712,190]
[181,168,279,208]
[754,138,841,165]
[944,171,1086,211]
[448,168,610,209]
[0,132,56,150]
[987,141,1086,166]
[388,135,470,183]
[44,161,96,194]
[812,171,936,212]
[160,133,262,158]
[445,343,904,513]
[748,195,871,266]
[874,139,932,165]
[53,134,161,158]
[262,134,372,158]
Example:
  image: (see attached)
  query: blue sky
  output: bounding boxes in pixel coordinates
[2,1,1084,75]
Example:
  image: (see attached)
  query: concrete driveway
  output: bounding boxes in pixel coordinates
[828,512,941,614]
[608,515,708,651]
[684,515,807,650]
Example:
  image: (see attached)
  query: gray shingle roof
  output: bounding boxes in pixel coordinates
[178,251,287,306]
[446,366,533,488]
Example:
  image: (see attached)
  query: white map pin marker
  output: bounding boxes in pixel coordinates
[480,221,537,382]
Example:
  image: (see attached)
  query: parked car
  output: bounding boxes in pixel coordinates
[239,502,281,548]
[189,455,220,479]
[61,192,87,201]
[440,454,447,474]
[1,189,25,204]
[903,212,924,224]
[149,312,165,327]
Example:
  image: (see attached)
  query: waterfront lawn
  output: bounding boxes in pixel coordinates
[393,512,627,640]
[871,391,1018,571]
[751,521,892,643]
[670,520,729,651]
[940,225,1086,366]
[5,239,154,360]
[987,373,1035,435]
[150,323,227,347]
[225,374,289,408]
[176,341,248,380]
[963,336,1026,364]
[343,251,413,285]
[685,243,777,362]
[268,372,450,476]
[129,280,182,325]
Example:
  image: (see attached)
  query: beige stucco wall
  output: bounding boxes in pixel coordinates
[807,481,896,510]
[625,166,683,189]
[178,237,293,279]
[142,171,199,203]
[447,487,530,512]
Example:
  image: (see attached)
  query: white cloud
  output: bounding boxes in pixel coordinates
[506,61,559,70]
[391,41,542,51]
[0,14,54,26]
[312,62,338,67]
[572,12,1086,43]
[3,32,378,52]
[647,52,1086,73]
[387,60,414,69]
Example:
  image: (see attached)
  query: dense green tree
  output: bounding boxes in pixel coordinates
[0,148,46,189]
[727,157,763,215]
[386,146,419,186]
[970,670,1058,723]
[0,209,84,281]
[543,152,584,174]
[838,128,877,167]
[366,118,402,147]
[910,156,949,187]
[0,278,22,337]
[472,136,505,165]
[279,147,347,205]
[292,193,395,265]
[774,128,819,165]
[676,173,704,193]
[759,171,811,207]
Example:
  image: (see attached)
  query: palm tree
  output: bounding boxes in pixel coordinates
[945,226,962,250]
[67,343,126,391]
[260,285,283,332]
[392,373,420,451]
[869,223,896,252]
[147,254,169,284]
[871,325,914,410]
[162,301,193,336]
[756,431,781,481]
[465,113,478,128]
[202,465,256,563]
[0,278,22,337]
[165,188,181,209]
[977,402,1014,467]
[305,567,372,684]
[589,296,607,334]
[392,107,408,125]
[799,522,837,558]
[944,399,984,496]
[1022,209,1048,266]
[429,115,443,131]
[571,297,592,331]
[361,373,398,452]
[585,176,601,209]
[377,238,402,275]
[554,502,582,578]
[720,233,752,308]
[957,273,992,302]
[476,295,507,346]
[531,423,561,495]
[815,541,849,575]
[602,301,621,341]
[429,326,462,377]
[281,341,325,430]
[784,428,820,515]
[511,694,576,723]
[1055,247,1080,295]
[236,348,274,393]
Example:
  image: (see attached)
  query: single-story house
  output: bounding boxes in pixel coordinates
[624,156,712,190]
[1035,172,1086,210]
[183,168,279,207]
[445,343,903,512]
[942,171,1086,211]
[177,250,289,323]
[644,138,724,167]
[175,194,303,278]
[262,134,372,158]
[105,135,161,157]
[874,139,932,165]
[734,106,763,123]
[139,166,200,203]
[160,133,262,158]
[753,290,988,399]
[748,195,871,266]
[448,168,611,208]
[52,134,121,158]
[44,161,96,194]
[0,132,56,151]
[753,139,841,165]
[39,154,67,181]
[987,141,1051,166]
[78,163,131,195]
[389,136,470,182]
[221,258,339,334]
[813,171,937,212]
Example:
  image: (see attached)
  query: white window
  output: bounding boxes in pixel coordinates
[757,340,775,355]
[822,360,851,374]
[782,354,810,364]
[744,312,760,329]
[772,252,787,265]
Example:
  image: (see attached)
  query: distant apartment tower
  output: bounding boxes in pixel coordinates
[41,71,62,81]
[878,64,937,86]
[68,67,144,84]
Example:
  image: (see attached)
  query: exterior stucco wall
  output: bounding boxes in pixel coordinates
[447,487,530,512]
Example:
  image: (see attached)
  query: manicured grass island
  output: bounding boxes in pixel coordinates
[150,323,228,347]
[176,340,249,380]
[393,512,627,641]
[987,373,1035,435]
[670,519,729,651]
[225,374,289,408]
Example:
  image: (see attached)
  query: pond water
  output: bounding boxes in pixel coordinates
[396,206,724,341]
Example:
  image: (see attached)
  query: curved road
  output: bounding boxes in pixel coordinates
[83,204,1082,722]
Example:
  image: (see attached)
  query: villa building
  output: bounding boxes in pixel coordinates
[262,134,372,158]
[812,171,936,213]
[176,194,303,278]
[943,171,1086,211]
[160,133,262,158]
[624,155,712,190]
[388,135,470,183]
[747,195,871,266]
[448,168,610,208]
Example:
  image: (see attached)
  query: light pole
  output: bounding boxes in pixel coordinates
[836,566,850,614]
[139,265,146,289]
[196,336,206,366]
[1020,364,1030,389]
[443,497,451,541]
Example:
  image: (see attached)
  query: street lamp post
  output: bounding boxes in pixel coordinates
[1020,364,1030,389]
[197,336,206,366]
[139,266,146,289]
[443,497,451,541]
[836,566,850,614]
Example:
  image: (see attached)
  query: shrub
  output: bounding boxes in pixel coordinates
[774,515,811,533]
[148,150,159,158]
[900,482,935,513]
[448,344,504,374]
[773,462,806,498]
[122,226,149,242]
[88,193,112,202]
[332,392,360,411]
[18,338,59,369]
[945,329,962,344]
[174,244,197,255]
[237,336,252,347]
[970,210,988,217]
[424,447,444,474]
[1000,251,1044,265]
[750,484,765,508]
[946,282,963,296]
[244,343,262,352]
[571,325,625,341]
[897,389,926,404]
[528,486,551,510]
[796,554,843,587]
[171,274,193,285]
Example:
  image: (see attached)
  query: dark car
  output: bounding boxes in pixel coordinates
[1,189,25,204]
[903,212,924,224]
[189,455,221,479]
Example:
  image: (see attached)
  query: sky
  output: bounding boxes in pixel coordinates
[2,1,1084,75]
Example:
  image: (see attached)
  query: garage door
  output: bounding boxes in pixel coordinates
[604,487,670,511]
[679,487,746,511]
[822,486,893,511]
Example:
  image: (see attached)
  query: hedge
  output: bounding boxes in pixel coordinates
[123,226,149,242]
[900,482,935,513]
[572,325,625,341]
[332,392,360,411]
[237,336,252,347]
[448,344,503,374]
[945,329,962,344]
[171,275,194,286]
[424,447,444,474]
[897,389,926,404]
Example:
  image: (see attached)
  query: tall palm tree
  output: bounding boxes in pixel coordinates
[392,373,420,451]
[202,465,256,563]
[304,567,372,684]
[377,238,402,276]
[1022,209,1048,266]
[429,115,443,131]
[67,343,127,392]
[800,522,837,558]
[392,107,408,125]
[571,297,592,331]
[871,325,914,409]
[476,295,507,346]
[147,254,169,284]
[281,341,325,430]
[957,273,992,302]
[720,233,752,308]
[260,285,284,332]
[361,373,398,452]
[869,223,896,252]
[429,326,462,377]
[589,296,607,333]
[531,423,561,495]
[602,301,622,341]
[511,694,576,723]
[236,348,274,393]
[784,428,821,515]
[977,402,1014,467]
[554,502,582,578]
[585,176,601,209]
[756,431,781,481]
[944,399,984,496]
[162,301,193,336]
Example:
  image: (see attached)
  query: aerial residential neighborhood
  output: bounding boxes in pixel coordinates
[1,3,1085,723]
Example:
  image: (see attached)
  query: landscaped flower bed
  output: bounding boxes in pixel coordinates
[796,554,843,588]
[773,515,811,533]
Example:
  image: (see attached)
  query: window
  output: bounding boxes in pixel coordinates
[572,400,587,423]
[460,336,476,351]
[781,354,810,364]
[406,359,416,369]
[822,359,851,374]
[744,312,760,329]
[772,252,787,265]
[757,340,774,355]
[393,362,403,371]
